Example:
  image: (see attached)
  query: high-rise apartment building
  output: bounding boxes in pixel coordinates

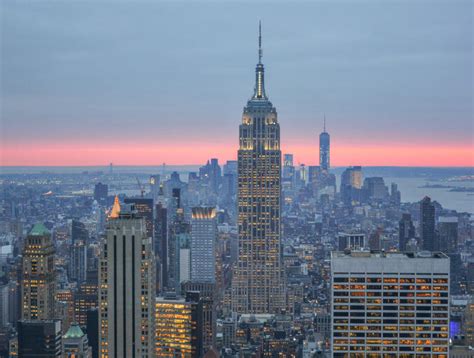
[191,207,217,283]
[331,250,450,356]
[98,202,156,357]
[420,196,437,251]
[21,223,56,320]
[232,23,285,314]
[319,118,330,171]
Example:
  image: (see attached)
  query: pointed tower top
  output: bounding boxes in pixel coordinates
[109,195,121,218]
[324,114,326,132]
[258,20,262,64]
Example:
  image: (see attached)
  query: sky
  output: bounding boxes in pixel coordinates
[1,0,473,167]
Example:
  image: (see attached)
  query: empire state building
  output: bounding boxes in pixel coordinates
[232,23,284,314]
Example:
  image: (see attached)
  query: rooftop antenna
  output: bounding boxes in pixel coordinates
[258,20,262,64]
[323,114,326,132]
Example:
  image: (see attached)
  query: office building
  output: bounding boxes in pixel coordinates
[331,250,450,356]
[18,319,62,357]
[420,196,437,251]
[399,213,416,252]
[124,197,154,239]
[155,293,203,357]
[319,118,330,171]
[340,166,362,204]
[21,223,56,320]
[363,177,389,201]
[62,323,91,358]
[155,203,168,293]
[93,182,108,205]
[182,281,217,354]
[232,23,285,314]
[191,207,217,283]
[337,233,365,251]
[98,203,156,357]
[69,240,87,283]
[438,216,458,253]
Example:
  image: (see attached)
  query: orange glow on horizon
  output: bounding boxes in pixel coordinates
[1,140,472,167]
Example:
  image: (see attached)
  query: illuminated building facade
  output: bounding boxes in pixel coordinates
[21,223,56,320]
[191,207,217,283]
[232,23,285,314]
[99,204,155,357]
[331,251,450,357]
[155,293,202,357]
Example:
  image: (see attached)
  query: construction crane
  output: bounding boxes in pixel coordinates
[136,177,145,198]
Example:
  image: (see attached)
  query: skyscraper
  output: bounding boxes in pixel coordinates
[21,223,56,320]
[420,196,437,251]
[190,207,217,283]
[319,117,330,171]
[399,213,415,252]
[232,23,284,314]
[99,202,156,357]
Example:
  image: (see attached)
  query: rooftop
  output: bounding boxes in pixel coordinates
[29,223,50,236]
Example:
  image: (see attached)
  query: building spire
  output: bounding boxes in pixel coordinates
[258,20,262,64]
[324,114,326,132]
[253,21,267,100]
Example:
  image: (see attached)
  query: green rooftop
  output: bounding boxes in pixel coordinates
[29,223,50,236]
[63,323,85,339]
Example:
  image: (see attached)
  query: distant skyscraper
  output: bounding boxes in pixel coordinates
[319,118,330,171]
[21,223,56,320]
[420,196,437,251]
[191,207,217,283]
[232,23,284,314]
[69,240,87,283]
[71,219,88,244]
[399,213,415,252]
[93,182,108,205]
[340,166,362,204]
[438,216,458,253]
[331,250,450,356]
[99,203,156,357]
[154,202,168,293]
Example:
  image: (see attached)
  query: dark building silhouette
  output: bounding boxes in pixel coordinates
[17,320,62,357]
[93,182,108,204]
[399,213,415,252]
[420,196,437,251]
[86,308,99,358]
[71,219,88,244]
[438,216,458,253]
[155,203,168,293]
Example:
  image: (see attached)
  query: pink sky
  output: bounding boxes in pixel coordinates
[1,139,472,167]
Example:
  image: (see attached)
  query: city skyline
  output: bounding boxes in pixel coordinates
[1,1,472,167]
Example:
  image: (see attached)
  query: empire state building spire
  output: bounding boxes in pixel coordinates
[253,21,267,100]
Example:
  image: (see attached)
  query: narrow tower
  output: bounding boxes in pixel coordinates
[232,23,285,314]
[319,116,330,171]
